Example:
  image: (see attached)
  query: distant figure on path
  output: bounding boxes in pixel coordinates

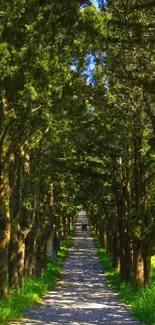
[81,221,84,232]
[81,222,87,232]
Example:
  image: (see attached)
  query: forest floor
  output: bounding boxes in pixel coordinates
[13,213,145,325]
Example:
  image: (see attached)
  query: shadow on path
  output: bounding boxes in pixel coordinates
[17,213,144,325]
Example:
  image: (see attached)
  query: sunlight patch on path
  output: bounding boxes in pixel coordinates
[17,213,144,325]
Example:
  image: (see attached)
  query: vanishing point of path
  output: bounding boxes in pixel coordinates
[18,212,145,325]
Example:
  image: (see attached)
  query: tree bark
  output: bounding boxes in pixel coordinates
[111,230,119,269]
[53,231,58,256]
[8,224,19,291]
[25,225,37,277]
[107,232,113,259]
[132,111,145,287]
[143,241,151,286]
[119,219,126,282]
[132,239,144,289]
[0,90,11,297]
[36,235,47,277]
[99,221,107,248]
[8,153,23,290]
[18,228,30,284]
[0,216,10,297]
[0,162,11,297]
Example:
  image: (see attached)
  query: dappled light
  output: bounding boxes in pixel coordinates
[1,1,155,324]
[21,215,142,325]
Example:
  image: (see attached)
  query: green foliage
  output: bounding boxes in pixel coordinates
[0,234,73,325]
[92,229,155,325]
[92,228,121,289]
[0,270,56,325]
[1,0,155,319]
[119,258,155,325]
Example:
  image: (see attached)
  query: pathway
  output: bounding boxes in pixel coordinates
[18,213,144,325]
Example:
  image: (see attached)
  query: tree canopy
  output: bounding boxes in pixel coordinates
[0,0,155,296]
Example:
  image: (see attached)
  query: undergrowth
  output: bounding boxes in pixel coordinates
[0,233,73,325]
[92,228,155,325]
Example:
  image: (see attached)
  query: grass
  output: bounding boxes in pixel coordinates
[91,228,155,325]
[0,233,73,325]
[3,225,155,325]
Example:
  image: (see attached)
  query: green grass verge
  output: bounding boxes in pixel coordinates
[91,228,155,325]
[0,233,73,325]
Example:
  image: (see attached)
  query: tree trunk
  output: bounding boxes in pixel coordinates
[67,216,71,234]
[62,216,67,239]
[124,234,132,282]
[119,219,126,282]
[0,217,10,297]
[53,231,58,256]
[18,229,30,285]
[124,151,132,282]
[132,240,144,289]
[107,232,113,259]
[99,222,106,248]
[24,148,41,277]
[0,163,11,297]
[132,112,144,288]
[143,241,151,286]
[111,230,119,269]
[8,154,23,291]
[8,224,19,291]
[36,235,47,277]
[25,225,37,277]
[18,231,25,285]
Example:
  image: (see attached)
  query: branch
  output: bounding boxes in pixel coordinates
[0,119,14,148]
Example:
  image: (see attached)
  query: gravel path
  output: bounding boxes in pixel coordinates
[19,214,145,325]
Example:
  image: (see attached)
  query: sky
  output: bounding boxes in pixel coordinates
[91,0,99,10]
[72,0,107,83]
[91,0,107,9]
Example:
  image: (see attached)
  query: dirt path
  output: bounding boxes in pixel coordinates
[18,214,144,325]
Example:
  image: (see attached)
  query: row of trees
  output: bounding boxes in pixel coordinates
[83,0,155,289]
[1,0,155,297]
[0,0,101,297]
